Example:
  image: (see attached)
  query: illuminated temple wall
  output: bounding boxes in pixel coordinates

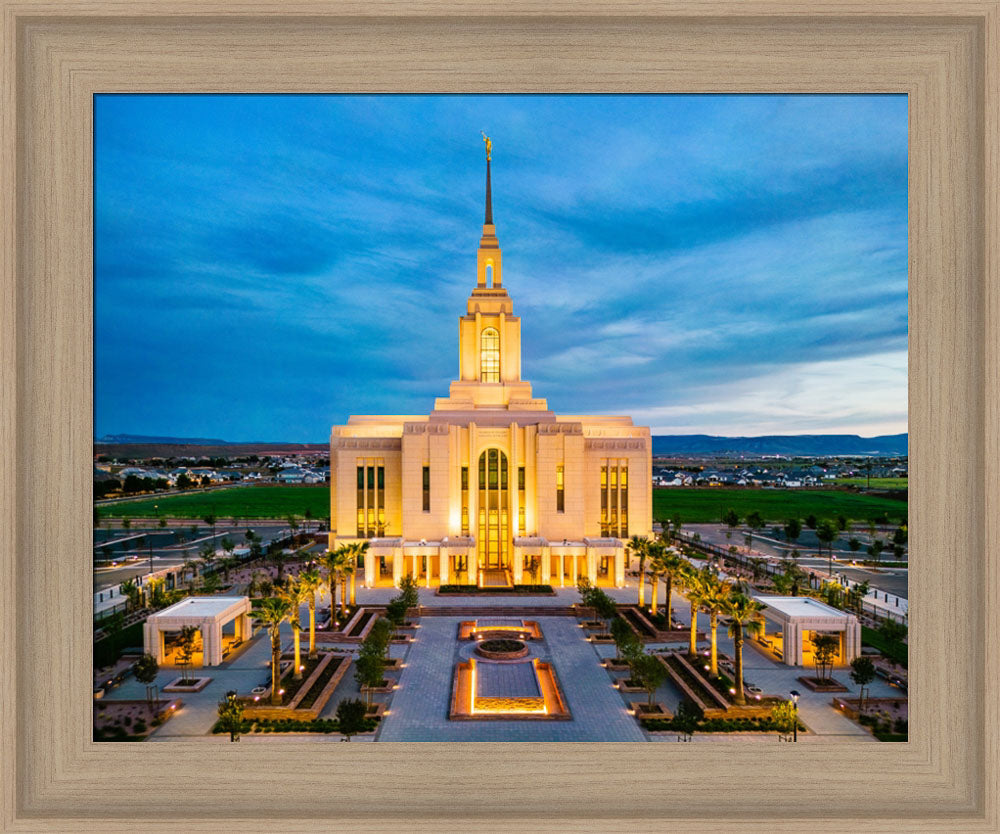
[329,154,651,588]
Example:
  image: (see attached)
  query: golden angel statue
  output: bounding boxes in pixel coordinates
[481,131,492,161]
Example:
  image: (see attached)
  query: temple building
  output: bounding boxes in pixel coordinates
[329,139,651,589]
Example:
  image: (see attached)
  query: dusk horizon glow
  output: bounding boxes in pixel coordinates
[96,94,908,442]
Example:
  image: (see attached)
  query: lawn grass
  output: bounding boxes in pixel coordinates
[861,626,908,668]
[97,485,330,520]
[654,487,906,524]
[834,477,908,489]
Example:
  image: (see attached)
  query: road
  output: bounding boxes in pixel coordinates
[683,523,908,600]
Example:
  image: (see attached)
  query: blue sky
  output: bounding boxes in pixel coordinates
[95,94,907,441]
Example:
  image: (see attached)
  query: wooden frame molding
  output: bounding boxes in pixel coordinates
[1,2,997,830]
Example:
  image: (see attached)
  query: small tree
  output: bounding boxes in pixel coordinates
[722,508,740,540]
[590,588,618,637]
[745,511,764,552]
[812,633,839,683]
[336,698,369,741]
[849,656,877,712]
[784,518,802,544]
[771,700,797,741]
[353,651,384,708]
[397,575,419,610]
[120,578,142,613]
[610,616,641,665]
[385,598,408,632]
[631,652,667,709]
[175,625,198,685]
[134,653,159,709]
[674,699,701,742]
[217,690,245,742]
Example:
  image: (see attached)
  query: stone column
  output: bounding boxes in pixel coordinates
[468,545,478,587]
[512,548,524,584]
[541,546,551,585]
[586,547,597,585]
[570,553,578,586]
[615,545,626,587]
[440,548,450,585]
[365,550,376,588]
[392,550,403,587]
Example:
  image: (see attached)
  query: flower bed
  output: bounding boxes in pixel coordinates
[475,639,529,660]
[211,715,380,735]
[644,716,806,734]
[94,699,182,741]
[437,584,555,596]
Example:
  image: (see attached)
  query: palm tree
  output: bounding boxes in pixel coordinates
[253,596,294,705]
[298,567,322,659]
[182,558,199,587]
[680,564,710,657]
[659,548,685,626]
[700,574,732,676]
[346,541,369,605]
[645,540,666,616]
[318,547,344,618]
[627,535,649,607]
[722,592,764,705]
[334,548,354,618]
[278,576,308,680]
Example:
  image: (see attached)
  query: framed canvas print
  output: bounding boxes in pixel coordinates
[2,1,998,831]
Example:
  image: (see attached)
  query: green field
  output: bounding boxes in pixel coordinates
[654,487,906,524]
[834,477,908,489]
[97,485,330,520]
[99,484,906,524]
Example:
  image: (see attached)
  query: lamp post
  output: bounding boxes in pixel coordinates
[789,689,800,742]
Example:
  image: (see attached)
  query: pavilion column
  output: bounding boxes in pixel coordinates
[425,554,431,588]
[440,549,450,585]
[570,554,578,586]
[393,550,403,587]
[365,551,376,588]
[586,548,597,585]
[512,549,523,584]
[540,547,550,585]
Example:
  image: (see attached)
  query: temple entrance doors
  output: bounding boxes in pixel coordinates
[477,448,510,572]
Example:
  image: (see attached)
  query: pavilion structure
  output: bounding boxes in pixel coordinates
[752,595,861,667]
[143,595,253,668]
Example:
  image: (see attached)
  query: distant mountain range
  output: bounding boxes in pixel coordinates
[651,433,908,457]
[97,432,908,458]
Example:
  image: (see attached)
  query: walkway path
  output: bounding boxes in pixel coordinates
[377,616,645,741]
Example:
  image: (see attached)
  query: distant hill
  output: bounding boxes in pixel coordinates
[97,433,234,445]
[95,434,327,458]
[652,433,908,457]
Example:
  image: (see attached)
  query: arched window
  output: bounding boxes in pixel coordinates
[480,327,500,382]
[485,262,494,286]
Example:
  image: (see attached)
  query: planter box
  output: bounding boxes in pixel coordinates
[361,679,396,694]
[630,701,669,718]
[364,702,387,720]
[163,676,211,692]
[589,634,615,644]
[797,675,849,692]
[617,678,645,693]
[602,659,630,672]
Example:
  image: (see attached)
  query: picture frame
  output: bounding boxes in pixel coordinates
[1,1,997,830]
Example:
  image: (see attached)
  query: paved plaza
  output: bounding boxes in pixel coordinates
[99,580,901,742]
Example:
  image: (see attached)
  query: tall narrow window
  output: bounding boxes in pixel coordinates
[599,459,628,537]
[357,459,386,538]
[461,466,469,535]
[480,327,500,382]
[422,466,430,512]
[556,465,565,513]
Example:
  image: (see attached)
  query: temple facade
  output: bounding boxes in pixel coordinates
[329,142,651,589]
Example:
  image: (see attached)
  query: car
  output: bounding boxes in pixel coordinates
[887,676,907,691]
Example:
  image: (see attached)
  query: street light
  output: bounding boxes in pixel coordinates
[789,689,800,742]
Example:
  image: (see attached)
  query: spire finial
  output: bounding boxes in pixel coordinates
[481,132,493,225]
